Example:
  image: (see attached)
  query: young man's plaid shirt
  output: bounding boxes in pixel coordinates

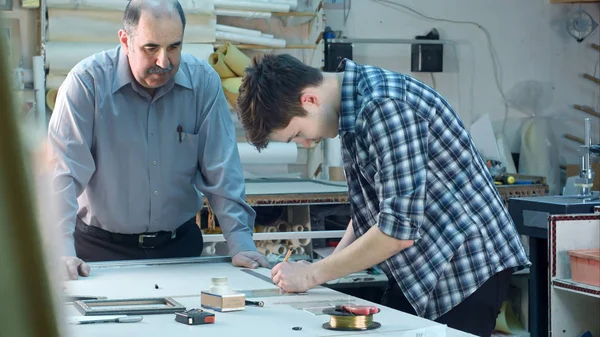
[337,59,530,320]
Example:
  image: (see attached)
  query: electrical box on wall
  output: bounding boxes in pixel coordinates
[324,41,353,71]
[411,29,443,73]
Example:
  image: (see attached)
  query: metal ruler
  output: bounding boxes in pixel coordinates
[240,268,274,284]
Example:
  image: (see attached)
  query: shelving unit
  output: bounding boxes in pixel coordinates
[548,212,600,335]
[198,179,350,261]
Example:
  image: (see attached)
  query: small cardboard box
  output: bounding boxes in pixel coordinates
[200,291,245,312]
[566,163,600,191]
[568,248,600,287]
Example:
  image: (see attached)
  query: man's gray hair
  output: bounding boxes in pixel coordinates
[123,0,186,36]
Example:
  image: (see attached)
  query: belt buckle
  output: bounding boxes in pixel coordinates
[138,233,157,248]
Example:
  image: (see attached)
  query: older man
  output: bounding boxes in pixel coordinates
[47,0,267,279]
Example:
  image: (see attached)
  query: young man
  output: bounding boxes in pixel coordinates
[236,54,530,336]
[47,0,268,280]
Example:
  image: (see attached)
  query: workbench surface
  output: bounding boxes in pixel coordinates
[61,257,475,337]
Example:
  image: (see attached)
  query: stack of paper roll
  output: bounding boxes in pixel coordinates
[209,43,251,108]
[253,219,311,258]
[214,0,297,19]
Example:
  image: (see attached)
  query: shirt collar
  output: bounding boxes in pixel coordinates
[337,58,360,134]
[112,45,193,94]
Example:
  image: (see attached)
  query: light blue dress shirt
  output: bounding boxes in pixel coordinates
[47,45,256,257]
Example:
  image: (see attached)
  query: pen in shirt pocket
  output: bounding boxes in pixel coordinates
[177,125,183,143]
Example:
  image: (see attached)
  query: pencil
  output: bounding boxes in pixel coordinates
[283,248,293,262]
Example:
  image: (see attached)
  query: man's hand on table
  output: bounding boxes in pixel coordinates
[232,250,270,269]
[62,256,90,280]
[271,260,318,293]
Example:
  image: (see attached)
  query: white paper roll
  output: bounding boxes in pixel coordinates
[237,142,297,165]
[253,0,297,11]
[48,9,216,43]
[46,0,215,15]
[214,0,289,12]
[216,24,262,37]
[216,31,286,48]
[214,9,271,19]
[324,136,343,166]
[46,74,66,90]
[46,42,214,75]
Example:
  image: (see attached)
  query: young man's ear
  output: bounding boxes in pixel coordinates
[300,92,320,108]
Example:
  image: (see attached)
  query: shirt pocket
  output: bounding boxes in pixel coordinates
[172,131,200,176]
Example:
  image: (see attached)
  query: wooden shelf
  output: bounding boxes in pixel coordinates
[574,105,600,118]
[553,278,600,299]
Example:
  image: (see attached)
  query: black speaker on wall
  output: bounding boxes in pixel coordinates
[411,29,443,73]
[324,42,353,72]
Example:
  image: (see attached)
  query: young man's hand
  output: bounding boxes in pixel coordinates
[232,251,270,269]
[271,260,317,293]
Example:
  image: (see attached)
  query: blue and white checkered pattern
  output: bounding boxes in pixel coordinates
[337,59,530,320]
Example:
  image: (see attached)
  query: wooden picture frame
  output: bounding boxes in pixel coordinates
[74,297,186,316]
[0,0,13,11]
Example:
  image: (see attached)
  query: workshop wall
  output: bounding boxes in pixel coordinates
[325,0,600,194]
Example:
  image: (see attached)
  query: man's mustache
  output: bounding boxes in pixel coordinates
[147,64,174,74]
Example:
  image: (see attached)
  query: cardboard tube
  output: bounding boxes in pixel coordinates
[266,244,287,255]
[293,224,304,232]
[222,77,243,108]
[292,246,305,255]
[202,243,216,256]
[257,246,271,255]
[208,52,236,78]
[290,238,310,247]
[216,43,251,77]
[276,220,291,232]
[46,89,58,111]
[329,166,345,181]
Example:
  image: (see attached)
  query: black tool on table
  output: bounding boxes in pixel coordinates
[245,300,264,307]
[174,309,215,325]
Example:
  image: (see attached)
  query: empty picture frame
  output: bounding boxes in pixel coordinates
[74,297,186,316]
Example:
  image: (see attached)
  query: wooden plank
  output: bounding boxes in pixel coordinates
[574,105,600,118]
[564,133,585,144]
[583,74,600,85]
[592,43,600,52]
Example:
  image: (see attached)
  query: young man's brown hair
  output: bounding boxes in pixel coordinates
[237,54,323,151]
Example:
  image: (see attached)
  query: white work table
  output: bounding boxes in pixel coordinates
[61,257,475,337]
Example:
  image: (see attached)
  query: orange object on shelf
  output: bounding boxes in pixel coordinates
[567,248,600,287]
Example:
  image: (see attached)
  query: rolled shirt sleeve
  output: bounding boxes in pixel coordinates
[364,98,427,241]
[194,70,257,257]
[47,70,96,257]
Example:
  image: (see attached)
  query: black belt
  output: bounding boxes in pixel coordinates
[75,218,196,249]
